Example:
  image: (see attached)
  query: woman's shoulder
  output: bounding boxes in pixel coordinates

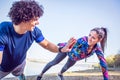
[77,36,88,42]
[94,43,103,52]
[77,36,88,48]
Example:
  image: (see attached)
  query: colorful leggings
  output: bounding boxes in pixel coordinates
[41,52,76,74]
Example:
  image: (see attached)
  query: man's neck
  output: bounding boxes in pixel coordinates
[13,23,27,34]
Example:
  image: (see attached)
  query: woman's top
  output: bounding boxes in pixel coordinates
[58,36,109,80]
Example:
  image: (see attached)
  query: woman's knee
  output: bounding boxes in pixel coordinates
[49,61,59,66]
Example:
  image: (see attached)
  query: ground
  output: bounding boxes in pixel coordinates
[3,69,120,80]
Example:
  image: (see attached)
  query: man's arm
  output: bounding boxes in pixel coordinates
[39,39,59,53]
[0,51,3,64]
[38,37,76,53]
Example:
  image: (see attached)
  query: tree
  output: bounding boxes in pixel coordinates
[114,53,120,67]
[106,55,115,67]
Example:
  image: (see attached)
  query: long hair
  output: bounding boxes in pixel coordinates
[91,27,108,52]
[101,27,108,52]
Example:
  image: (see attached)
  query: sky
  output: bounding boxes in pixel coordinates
[0,0,120,63]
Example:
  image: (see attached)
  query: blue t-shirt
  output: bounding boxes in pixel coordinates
[0,21,45,72]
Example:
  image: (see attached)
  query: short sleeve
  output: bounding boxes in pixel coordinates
[32,27,45,43]
[0,23,7,51]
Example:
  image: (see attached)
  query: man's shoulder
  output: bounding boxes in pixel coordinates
[0,21,13,33]
[0,21,12,28]
[32,26,42,34]
[0,21,12,25]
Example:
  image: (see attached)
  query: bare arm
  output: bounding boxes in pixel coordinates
[0,51,3,64]
[38,37,76,53]
[39,39,59,53]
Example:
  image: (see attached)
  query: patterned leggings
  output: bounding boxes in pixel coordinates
[41,52,76,75]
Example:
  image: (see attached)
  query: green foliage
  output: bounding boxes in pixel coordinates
[106,55,115,67]
[114,54,120,67]
[106,50,120,68]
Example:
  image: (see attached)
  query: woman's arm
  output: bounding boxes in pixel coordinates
[96,50,109,80]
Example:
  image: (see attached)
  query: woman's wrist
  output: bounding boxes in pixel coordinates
[58,47,63,53]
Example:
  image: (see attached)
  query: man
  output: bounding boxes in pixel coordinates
[0,0,76,80]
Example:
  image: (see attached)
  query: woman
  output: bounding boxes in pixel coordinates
[37,27,109,80]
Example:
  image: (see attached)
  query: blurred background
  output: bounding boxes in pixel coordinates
[0,0,120,78]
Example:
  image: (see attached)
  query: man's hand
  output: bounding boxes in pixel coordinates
[61,37,77,53]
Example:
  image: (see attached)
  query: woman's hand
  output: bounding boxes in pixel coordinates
[61,37,77,53]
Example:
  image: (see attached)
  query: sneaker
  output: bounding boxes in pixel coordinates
[18,74,26,80]
[37,76,42,80]
[57,74,64,80]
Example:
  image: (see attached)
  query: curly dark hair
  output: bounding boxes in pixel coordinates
[8,0,44,25]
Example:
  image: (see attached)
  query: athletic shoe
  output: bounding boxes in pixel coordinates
[18,74,26,80]
[37,76,42,80]
[57,74,64,80]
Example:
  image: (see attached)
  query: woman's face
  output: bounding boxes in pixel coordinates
[88,31,101,46]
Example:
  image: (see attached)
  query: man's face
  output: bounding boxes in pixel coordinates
[24,17,39,31]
